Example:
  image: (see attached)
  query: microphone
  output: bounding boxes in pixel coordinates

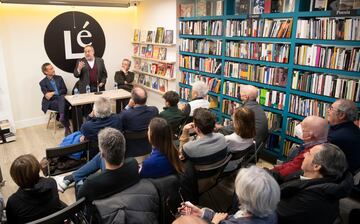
[95,80,102,95]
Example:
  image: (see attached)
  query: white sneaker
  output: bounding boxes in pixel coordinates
[53,176,71,193]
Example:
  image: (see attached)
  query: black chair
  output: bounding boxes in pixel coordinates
[46,141,90,176]
[26,198,88,224]
[123,129,152,158]
[241,135,269,168]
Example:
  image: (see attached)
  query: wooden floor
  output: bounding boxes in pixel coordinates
[0,123,76,205]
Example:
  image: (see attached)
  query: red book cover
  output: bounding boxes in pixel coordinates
[264,0,271,13]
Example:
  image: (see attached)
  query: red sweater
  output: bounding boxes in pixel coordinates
[272,148,310,177]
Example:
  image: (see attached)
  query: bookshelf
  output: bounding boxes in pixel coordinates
[178,0,360,160]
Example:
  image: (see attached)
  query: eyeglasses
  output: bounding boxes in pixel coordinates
[166,187,186,218]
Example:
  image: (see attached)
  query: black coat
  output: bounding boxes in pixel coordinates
[114,70,134,92]
[73,57,107,93]
[39,75,67,113]
[277,171,354,224]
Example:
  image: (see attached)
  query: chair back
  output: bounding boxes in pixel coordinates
[123,129,152,157]
[26,198,87,224]
[46,141,90,176]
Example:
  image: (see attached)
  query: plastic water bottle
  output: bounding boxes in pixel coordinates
[74,88,79,97]
[114,82,118,90]
[86,85,91,93]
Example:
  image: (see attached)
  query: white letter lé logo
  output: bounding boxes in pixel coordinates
[44,11,106,73]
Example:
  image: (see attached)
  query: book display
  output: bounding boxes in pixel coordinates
[178,0,360,159]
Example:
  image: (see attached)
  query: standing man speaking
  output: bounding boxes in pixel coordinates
[74,45,107,93]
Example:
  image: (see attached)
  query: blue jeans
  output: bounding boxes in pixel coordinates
[73,153,105,183]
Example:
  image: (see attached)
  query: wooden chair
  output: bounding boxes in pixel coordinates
[46,109,59,134]
[46,141,90,176]
[26,198,88,224]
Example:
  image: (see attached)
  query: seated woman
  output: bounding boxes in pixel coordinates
[178,166,280,224]
[6,154,64,223]
[140,117,184,178]
[224,107,256,171]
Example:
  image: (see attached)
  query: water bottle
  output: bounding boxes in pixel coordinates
[114,82,118,90]
[86,85,91,93]
[74,88,79,97]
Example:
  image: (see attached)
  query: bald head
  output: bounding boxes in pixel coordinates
[301,116,328,142]
[131,86,147,105]
[172,216,207,224]
[240,85,258,101]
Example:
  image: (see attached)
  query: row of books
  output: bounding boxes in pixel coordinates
[292,70,360,101]
[133,59,175,79]
[133,28,174,44]
[179,55,222,74]
[223,81,242,99]
[311,0,360,11]
[266,133,281,151]
[226,41,290,63]
[258,88,286,110]
[0,119,15,144]
[222,99,242,115]
[234,0,295,15]
[296,18,360,41]
[265,112,282,131]
[226,18,292,38]
[294,45,360,72]
[179,20,223,36]
[179,39,222,55]
[179,87,191,101]
[133,44,167,61]
[137,74,167,93]
[286,118,301,138]
[224,61,288,87]
[289,95,331,117]
[180,72,221,93]
[179,0,223,17]
[283,140,295,157]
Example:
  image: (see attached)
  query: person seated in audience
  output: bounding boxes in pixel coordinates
[272,115,328,177]
[276,143,353,224]
[327,99,360,173]
[159,91,186,130]
[6,154,64,223]
[217,85,268,146]
[179,108,227,166]
[140,117,184,178]
[178,166,280,224]
[114,58,134,111]
[179,81,209,117]
[172,215,208,224]
[0,192,4,222]
[76,128,140,202]
[39,62,71,136]
[225,107,256,171]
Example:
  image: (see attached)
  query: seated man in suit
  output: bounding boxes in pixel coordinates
[39,63,71,136]
[327,99,360,173]
[276,143,353,224]
[159,91,186,133]
[119,86,159,157]
[76,128,140,202]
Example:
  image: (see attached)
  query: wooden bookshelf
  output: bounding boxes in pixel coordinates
[177,0,360,160]
[134,83,165,95]
[132,55,176,64]
[133,69,176,81]
[132,42,176,47]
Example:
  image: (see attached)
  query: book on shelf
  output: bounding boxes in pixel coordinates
[133,29,140,42]
[180,87,192,101]
[164,30,174,44]
[153,46,160,59]
[157,63,166,76]
[179,3,194,17]
[258,88,286,110]
[289,95,331,117]
[145,45,153,58]
[140,30,147,43]
[179,20,223,36]
[179,55,222,74]
[152,77,159,89]
[140,46,147,57]
[251,0,265,14]
[235,0,250,15]
[155,27,165,43]
[159,48,167,60]
[286,118,301,137]
[216,0,224,15]
[133,44,139,56]
[208,95,219,109]
[179,39,222,55]
[339,0,355,10]
[159,79,167,92]
[166,64,174,78]
[313,0,328,11]
[223,81,242,98]
[267,134,280,151]
[134,59,141,70]
[150,63,157,74]
[222,99,242,115]
[146,31,154,43]
[355,0,360,9]
[181,71,221,93]
[136,60,174,78]
[265,112,282,131]
[283,140,295,157]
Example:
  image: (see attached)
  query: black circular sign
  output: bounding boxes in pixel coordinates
[44,11,106,73]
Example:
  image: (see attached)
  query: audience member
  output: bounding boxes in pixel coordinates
[172,215,208,224]
[159,91,186,130]
[179,108,227,166]
[179,81,209,117]
[39,62,71,136]
[218,85,268,146]
[77,128,140,202]
[140,117,184,178]
[277,143,353,224]
[0,192,4,222]
[179,166,280,224]
[114,58,134,111]
[6,154,64,223]
[327,99,360,173]
[225,107,256,171]
[272,115,328,177]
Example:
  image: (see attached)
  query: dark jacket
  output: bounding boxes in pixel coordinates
[203,208,277,224]
[6,178,64,224]
[92,179,159,224]
[328,121,360,173]
[80,114,122,142]
[39,75,67,113]
[277,171,354,224]
[73,57,107,93]
[114,70,134,92]
[159,106,186,127]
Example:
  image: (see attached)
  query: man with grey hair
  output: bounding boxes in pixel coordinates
[272,115,329,177]
[327,99,360,173]
[76,128,140,202]
[179,81,210,117]
[217,84,268,146]
[277,143,353,224]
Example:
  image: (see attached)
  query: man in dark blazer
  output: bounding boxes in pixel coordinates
[39,63,71,135]
[73,45,107,93]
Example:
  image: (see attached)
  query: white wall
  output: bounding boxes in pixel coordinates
[0,3,137,128]
[136,0,178,110]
